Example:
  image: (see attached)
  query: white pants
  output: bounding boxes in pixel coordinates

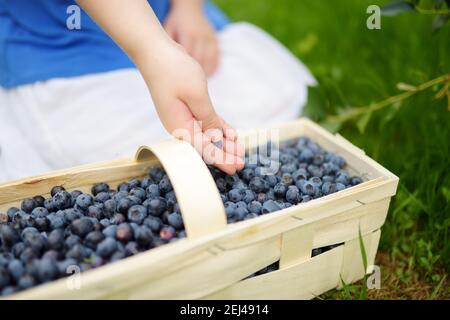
[0,23,316,183]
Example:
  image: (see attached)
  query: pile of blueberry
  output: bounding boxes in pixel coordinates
[0,136,363,296]
[210,136,363,223]
[0,168,185,296]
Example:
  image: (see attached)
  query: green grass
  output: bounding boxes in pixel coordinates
[213,0,450,299]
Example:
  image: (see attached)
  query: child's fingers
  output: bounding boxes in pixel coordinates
[204,39,219,76]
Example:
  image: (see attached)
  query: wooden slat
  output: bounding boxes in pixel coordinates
[203,245,344,300]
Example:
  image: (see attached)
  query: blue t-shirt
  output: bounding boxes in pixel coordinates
[0,0,229,88]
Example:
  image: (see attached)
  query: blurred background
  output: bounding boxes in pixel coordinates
[213,0,449,299]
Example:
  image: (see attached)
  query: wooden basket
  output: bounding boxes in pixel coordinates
[0,118,398,300]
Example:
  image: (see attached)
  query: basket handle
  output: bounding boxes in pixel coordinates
[135,139,227,239]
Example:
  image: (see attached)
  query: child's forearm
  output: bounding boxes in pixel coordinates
[76,0,169,67]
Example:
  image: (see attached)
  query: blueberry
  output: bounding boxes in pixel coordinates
[129,187,146,201]
[53,191,72,210]
[103,199,117,216]
[301,195,312,203]
[350,176,363,186]
[158,175,173,194]
[215,178,227,193]
[244,213,259,220]
[63,208,83,224]
[127,195,142,206]
[110,251,126,263]
[300,182,315,196]
[21,198,38,213]
[42,250,62,261]
[248,201,262,214]
[91,182,110,196]
[8,259,24,282]
[334,171,348,184]
[33,195,45,208]
[323,162,339,176]
[85,205,103,220]
[65,235,81,249]
[11,243,25,259]
[274,183,287,198]
[177,230,187,239]
[89,254,104,268]
[21,227,39,241]
[0,225,19,248]
[85,231,105,249]
[232,180,247,190]
[146,184,160,199]
[159,226,176,241]
[18,274,36,289]
[143,217,163,233]
[19,247,37,263]
[31,207,49,218]
[99,218,110,229]
[24,232,47,255]
[118,182,131,192]
[20,213,36,229]
[128,205,147,224]
[312,153,325,166]
[299,149,314,163]
[149,167,165,183]
[335,183,346,192]
[102,225,117,238]
[307,165,324,178]
[165,190,177,208]
[281,173,294,186]
[115,223,133,243]
[66,244,88,261]
[43,198,57,212]
[94,192,110,203]
[224,202,236,218]
[167,213,184,230]
[7,207,19,221]
[286,187,301,204]
[242,190,256,203]
[124,242,139,256]
[148,198,167,217]
[75,193,93,211]
[48,214,65,230]
[70,218,94,238]
[110,213,126,225]
[135,226,154,248]
[262,200,281,213]
[70,190,83,206]
[331,155,346,168]
[234,207,248,220]
[47,229,64,250]
[96,238,118,259]
[50,186,66,197]
[240,168,254,182]
[264,175,279,188]
[36,258,58,282]
[228,189,243,202]
[279,152,294,164]
[292,169,308,181]
[249,177,266,193]
[322,175,334,183]
[280,163,296,174]
[116,198,132,215]
[128,178,142,189]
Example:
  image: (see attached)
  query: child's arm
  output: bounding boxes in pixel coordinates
[164,0,219,76]
[76,0,244,174]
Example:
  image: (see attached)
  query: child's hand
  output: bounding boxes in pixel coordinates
[164,0,219,76]
[139,38,244,174]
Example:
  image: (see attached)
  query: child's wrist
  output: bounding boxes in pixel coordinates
[170,0,203,12]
